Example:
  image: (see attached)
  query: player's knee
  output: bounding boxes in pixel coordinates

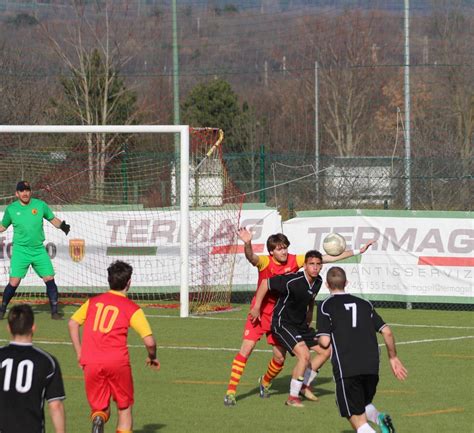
[8,278,21,287]
[240,340,256,357]
[296,350,310,364]
[273,353,285,364]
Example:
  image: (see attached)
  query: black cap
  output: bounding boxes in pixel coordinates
[16,181,31,191]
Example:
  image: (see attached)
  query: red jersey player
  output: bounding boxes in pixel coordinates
[224,228,374,406]
[68,261,160,433]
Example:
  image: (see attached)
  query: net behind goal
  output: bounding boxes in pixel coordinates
[0,125,242,316]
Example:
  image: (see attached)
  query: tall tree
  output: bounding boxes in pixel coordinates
[181,78,241,150]
[182,78,261,188]
[44,3,139,201]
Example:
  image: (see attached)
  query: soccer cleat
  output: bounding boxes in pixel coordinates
[378,412,395,433]
[258,376,271,398]
[91,415,105,433]
[300,385,319,402]
[224,393,236,407]
[285,396,304,408]
[51,312,64,320]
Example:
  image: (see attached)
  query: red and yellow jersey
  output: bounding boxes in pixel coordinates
[253,253,305,315]
[71,291,152,365]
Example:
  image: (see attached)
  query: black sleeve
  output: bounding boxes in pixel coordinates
[267,274,289,295]
[371,308,386,332]
[45,356,65,401]
[316,301,331,337]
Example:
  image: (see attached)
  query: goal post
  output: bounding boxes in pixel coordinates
[0,125,241,317]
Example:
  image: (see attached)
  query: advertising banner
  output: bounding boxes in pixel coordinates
[282,212,473,303]
[1,207,471,303]
[0,208,281,291]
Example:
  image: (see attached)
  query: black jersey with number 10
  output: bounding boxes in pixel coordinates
[316,293,387,380]
[0,343,65,433]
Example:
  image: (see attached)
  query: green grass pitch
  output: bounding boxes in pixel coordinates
[0,304,472,433]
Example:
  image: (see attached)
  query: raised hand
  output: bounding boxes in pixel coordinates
[238,227,253,244]
[360,239,376,253]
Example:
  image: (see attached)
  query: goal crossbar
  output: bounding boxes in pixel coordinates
[0,125,191,317]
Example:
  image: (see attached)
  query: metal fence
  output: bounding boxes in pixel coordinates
[224,153,473,215]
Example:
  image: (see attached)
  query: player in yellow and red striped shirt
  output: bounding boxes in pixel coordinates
[68,261,160,433]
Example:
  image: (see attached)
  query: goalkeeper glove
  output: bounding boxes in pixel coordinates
[59,221,70,235]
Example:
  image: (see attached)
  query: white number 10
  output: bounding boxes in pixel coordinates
[344,303,357,328]
[1,358,34,393]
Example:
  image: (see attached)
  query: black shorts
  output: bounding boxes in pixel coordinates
[335,374,379,418]
[271,323,318,356]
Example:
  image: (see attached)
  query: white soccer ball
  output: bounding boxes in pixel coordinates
[323,232,346,256]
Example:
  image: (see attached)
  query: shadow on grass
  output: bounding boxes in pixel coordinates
[236,375,334,403]
[135,424,166,432]
[30,302,66,316]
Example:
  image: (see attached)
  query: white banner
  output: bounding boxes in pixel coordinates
[0,208,281,290]
[1,208,472,302]
[282,214,473,301]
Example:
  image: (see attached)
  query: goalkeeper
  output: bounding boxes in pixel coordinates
[0,181,70,320]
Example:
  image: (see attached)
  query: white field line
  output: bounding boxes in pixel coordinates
[145,314,474,330]
[63,311,474,330]
[389,323,474,330]
[0,335,472,353]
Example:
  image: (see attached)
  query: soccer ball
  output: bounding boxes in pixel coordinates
[322,233,346,256]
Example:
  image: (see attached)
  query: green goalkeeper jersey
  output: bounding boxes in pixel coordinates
[1,198,55,248]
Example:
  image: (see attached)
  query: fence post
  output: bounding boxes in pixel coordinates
[259,144,266,203]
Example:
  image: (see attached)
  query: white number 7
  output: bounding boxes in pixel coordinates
[344,303,357,328]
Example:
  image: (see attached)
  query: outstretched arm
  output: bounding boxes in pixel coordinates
[50,217,70,235]
[238,227,260,266]
[322,239,376,263]
[380,326,408,381]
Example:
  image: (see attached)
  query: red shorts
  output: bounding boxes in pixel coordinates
[83,363,134,411]
[243,310,277,345]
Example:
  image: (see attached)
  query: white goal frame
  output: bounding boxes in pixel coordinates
[0,125,191,317]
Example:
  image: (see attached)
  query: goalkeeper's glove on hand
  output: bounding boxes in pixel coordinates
[60,221,70,235]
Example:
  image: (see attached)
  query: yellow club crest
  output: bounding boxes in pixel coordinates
[69,239,85,263]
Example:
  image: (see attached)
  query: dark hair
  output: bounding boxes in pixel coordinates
[326,266,347,290]
[304,250,323,263]
[266,233,290,253]
[8,304,34,336]
[107,260,133,291]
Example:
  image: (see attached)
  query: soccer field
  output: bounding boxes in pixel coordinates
[1,304,473,433]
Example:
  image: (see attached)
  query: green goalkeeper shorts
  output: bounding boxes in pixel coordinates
[10,244,55,279]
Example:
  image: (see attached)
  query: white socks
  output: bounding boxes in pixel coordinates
[303,368,318,386]
[357,423,376,433]
[289,377,304,397]
[365,403,380,424]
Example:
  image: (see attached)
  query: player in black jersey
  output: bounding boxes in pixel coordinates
[0,304,65,433]
[316,267,408,433]
[250,250,331,407]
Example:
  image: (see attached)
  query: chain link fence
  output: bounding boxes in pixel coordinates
[224,153,473,215]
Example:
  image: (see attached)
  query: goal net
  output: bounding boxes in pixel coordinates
[0,126,243,316]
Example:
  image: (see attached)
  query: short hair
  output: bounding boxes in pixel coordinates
[326,266,347,290]
[266,233,290,252]
[8,304,34,336]
[107,260,133,290]
[304,250,323,263]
